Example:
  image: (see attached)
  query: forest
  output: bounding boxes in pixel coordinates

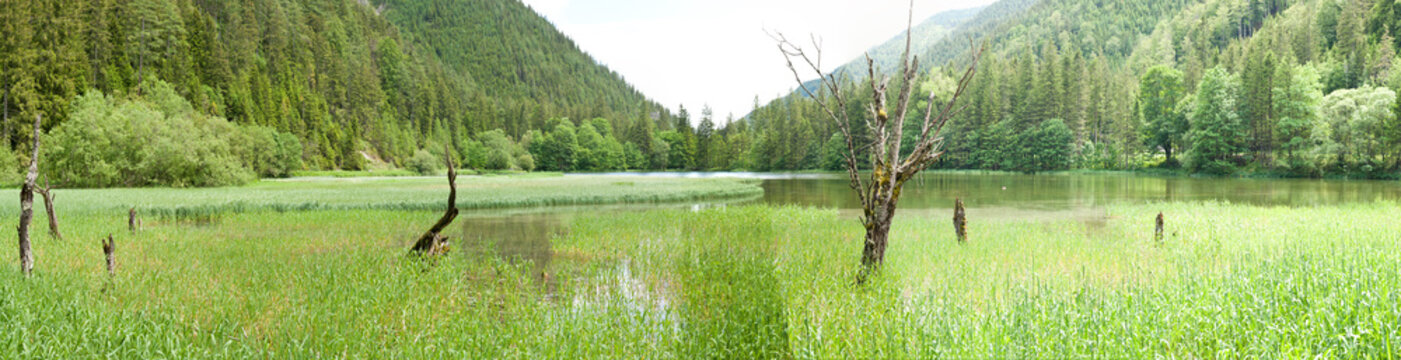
[0,0,673,186]
[4,0,1401,187]
[734,0,1401,177]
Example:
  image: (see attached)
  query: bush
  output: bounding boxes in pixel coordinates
[0,149,21,186]
[516,153,536,171]
[45,84,278,187]
[407,150,441,175]
[1197,160,1237,175]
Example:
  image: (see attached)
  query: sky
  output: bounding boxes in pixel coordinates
[518,0,997,124]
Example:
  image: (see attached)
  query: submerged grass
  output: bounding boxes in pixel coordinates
[0,199,1398,357]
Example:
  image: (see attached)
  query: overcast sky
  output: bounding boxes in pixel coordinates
[518,0,996,124]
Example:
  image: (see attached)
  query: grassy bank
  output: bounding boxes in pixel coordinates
[1,201,1397,357]
[0,174,763,219]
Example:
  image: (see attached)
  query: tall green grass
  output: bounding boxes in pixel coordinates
[0,201,1397,357]
[0,175,763,219]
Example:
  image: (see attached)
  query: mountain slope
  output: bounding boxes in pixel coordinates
[0,0,666,170]
[795,6,984,97]
[734,0,1400,177]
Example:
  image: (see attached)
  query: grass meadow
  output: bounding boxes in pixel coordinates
[0,174,1396,358]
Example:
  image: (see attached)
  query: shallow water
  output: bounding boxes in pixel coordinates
[462,172,1401,285]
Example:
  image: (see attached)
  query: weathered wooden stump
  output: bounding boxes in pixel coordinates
[128,207,139,234]
[102,235,115,276]
[410,145,459,256]
[34,177,61,240]
[1154,212,1164,242]
[953,197,967,243]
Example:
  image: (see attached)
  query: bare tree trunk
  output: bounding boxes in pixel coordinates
[35,179,60,240]
[1155,212,1164,242]
[773,1,982,283]
[953,198,967,243]
[17,114,39,276]
[102,235,115,276]
[410,145,458,256]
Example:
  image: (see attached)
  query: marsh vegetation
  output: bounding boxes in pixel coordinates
[0,173,1397,357]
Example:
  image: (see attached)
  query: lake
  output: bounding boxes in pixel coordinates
[463,172,1401,281]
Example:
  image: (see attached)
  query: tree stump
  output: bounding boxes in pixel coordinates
[34,178,61,240]
[953,198,967,243]
[1154,212,1164,242]
[102,235,115,276]
[410,145,458,256]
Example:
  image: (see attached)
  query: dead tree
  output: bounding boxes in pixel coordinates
[773,1,982,281]
[102,235,115,276]
[1155,212,1164,242]
[953,198,967,243]
[409,146,458,256]
[34,177,61,240]
[17,114,40,276]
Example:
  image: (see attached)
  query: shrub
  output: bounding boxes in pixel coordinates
[46,84,265,187]
[407,150,441,175]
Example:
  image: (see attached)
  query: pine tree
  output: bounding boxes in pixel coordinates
[1242,49,1277,163]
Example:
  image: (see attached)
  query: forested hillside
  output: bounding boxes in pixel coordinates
[721,0,1401,178]
[0,0,671,186]
[798,7,983,96]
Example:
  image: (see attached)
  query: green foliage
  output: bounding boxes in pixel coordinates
[237,125,304,178]
[461,139,488,170]
[660,130,697,170]
[464,129,529,171]
[821,133,846,171]
[1008,118,1074,173]
[623,142,646,170]
[531,120,578,172]
[406,150,441,175]
[44,82,301,187]
[1272,64,1323,164]
[1314,86,1397,173]
[1,0,667,173]
[1138,65,1188,165]
[1188,67,1246,174]
[0,148,21,186]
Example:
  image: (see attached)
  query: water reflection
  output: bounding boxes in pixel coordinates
[460,172,1401,295]
[760,172,1401,220]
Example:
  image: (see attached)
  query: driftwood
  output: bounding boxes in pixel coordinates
[17,114,40,276]
[102,235,115,276]
[34,177,61,240]
[953,198,967,243]
[409,146,458,256]
[1154,212,1164,242]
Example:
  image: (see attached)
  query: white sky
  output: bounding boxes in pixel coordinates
[518,0,996,123]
